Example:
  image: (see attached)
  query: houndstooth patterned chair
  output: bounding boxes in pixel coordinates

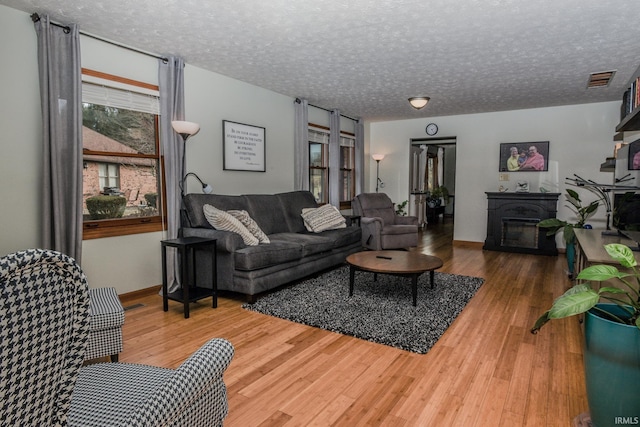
[1,249,235,427]
[69,338,235,427]
[0,249,90,426]
[85,287,125,362]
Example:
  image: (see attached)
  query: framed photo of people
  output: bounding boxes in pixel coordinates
[499,141,549,172]
[223,120,266,172]
[628,139,640,171]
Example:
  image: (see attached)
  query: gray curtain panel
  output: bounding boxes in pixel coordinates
[328,110,341,207]
[34,15,83,263]
[294,98,309,191]
[159,57,186,292]
[355,118,365,196]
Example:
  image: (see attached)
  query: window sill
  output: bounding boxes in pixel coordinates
[83,216,165,240]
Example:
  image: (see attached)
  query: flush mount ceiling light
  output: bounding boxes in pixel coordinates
[587,70,616,88]
[408,97,430,110]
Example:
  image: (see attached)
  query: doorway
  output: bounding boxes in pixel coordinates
[409,137,456,229]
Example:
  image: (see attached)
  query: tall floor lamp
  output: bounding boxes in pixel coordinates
[372,154,385,193]
[172,120,201,198]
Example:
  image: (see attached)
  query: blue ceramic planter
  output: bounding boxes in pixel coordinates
[566,242,576,276]
[584,304,640,427]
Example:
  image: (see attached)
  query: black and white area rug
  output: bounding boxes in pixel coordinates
[242,266,484,354]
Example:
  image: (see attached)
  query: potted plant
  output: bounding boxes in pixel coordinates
[538,188,599,278]
[395,200,408,216]
[531,243,640,427]
[428,186,449,208]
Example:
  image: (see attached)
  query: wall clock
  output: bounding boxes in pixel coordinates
[426,123,438,136]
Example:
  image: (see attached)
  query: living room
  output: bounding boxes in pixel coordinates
[1,3,629,293]
[1,2,639,425]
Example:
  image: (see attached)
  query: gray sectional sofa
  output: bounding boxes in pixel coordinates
[182,191,362,301]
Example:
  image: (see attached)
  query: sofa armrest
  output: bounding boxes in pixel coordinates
[361,216,384,227]
[182,227,244,253]
[360,216,384,250]
[395,215,419,226]
[127,338,235,427]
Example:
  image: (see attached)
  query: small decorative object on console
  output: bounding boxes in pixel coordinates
[516,181,529,192]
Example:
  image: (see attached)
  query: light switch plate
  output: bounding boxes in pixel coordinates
[499,173,509,181]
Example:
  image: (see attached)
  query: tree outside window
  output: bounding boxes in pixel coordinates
[81,69,165,239]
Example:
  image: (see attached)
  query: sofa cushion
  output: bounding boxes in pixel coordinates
[316,226,362,248]
[243,194,290,235]
[301,204,346,233]
[184,194,248,228]
[269,232,334,257]
[234,241,302,271]
[380,224,419,236]
[228,210,270,244]
[276,191,319,233]
[203,204,259,246]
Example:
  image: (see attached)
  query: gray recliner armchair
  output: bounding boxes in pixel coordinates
[353,193,419,250]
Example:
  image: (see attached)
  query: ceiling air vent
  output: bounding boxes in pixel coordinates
[587,70,616,88]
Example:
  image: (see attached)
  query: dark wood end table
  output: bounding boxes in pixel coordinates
[346,250,443,306]
[161,237,217,318]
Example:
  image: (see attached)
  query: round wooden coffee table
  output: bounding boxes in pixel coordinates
[345,250,443,306]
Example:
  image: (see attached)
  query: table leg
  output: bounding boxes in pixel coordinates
[430,270,435,289]
[211,242,218,309]
[182,246,190,319]
[412,274,418,306]
[349,265,355,297]
[161,245,168,312]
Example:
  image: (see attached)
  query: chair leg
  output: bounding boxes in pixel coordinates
[110,354,119,363]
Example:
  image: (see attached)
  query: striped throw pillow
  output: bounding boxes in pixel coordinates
[301,204,346,233]
[228,210,270,244]
[203,204,259,246]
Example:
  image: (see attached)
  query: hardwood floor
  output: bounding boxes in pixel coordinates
[119,221,588,426]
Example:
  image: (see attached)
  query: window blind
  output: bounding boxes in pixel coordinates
[308,128,330,144]
[82,82,160,115]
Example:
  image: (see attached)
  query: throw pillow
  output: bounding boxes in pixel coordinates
[203,204,259,246]
[227,210,270,244]
[301,204,346,233]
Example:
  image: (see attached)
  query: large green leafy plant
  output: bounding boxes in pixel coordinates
[532,243,640,332]
[538,188,599,244]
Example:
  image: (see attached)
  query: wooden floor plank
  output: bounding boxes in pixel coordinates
[117,221,588,426]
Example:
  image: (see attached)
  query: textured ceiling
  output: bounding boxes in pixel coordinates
[3,0,640,121]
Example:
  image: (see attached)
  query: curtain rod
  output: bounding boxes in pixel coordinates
[295,98,358,122]
[30,13,168,62]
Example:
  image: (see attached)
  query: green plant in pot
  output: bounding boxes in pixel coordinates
[395,200,408,216]
[531,243,640,427]
[428,186,449,208]
[538,188,599,278]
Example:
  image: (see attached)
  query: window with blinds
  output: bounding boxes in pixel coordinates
[81,68,165,239]
[340,133,355,208]
[309,127,329,204]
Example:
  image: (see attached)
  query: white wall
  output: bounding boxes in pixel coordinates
[0,6,42,253]
[369,102,621,245]
[182,66,295,196]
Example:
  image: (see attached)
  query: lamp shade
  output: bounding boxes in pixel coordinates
[171,121,200,137]
[372,153,385,161]
[408,97,430,110]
